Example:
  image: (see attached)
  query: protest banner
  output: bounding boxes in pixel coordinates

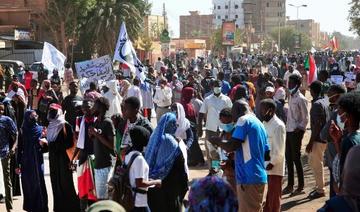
[330,75,344,85]
[41,42,66,77]
[75,55,115,92]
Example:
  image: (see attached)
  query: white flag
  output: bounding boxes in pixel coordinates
[114,23,146,81]
[41,42,66,78]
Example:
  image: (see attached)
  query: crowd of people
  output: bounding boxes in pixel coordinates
[0,51,360,212]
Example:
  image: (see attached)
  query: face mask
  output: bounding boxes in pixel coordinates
[261,110,273,122]
[220,123,234,133]
[288,86,298,94]
[336,113,346,131]
[214,87,221,95]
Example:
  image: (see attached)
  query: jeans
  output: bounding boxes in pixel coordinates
[132,206,151,212]
[94,166,111,199]
[1,155,12,210]
[285,131,305,188]
[205,130,220,169]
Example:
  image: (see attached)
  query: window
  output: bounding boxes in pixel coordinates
[235,14,238,18]
[217,15,221,19]
[300,24,304,28]
[225,5,229,9]
[235,4,239,9]
[214,5,216,10]
[225,15,228,19]
[236,24,239,28]
[279,2,282,7]
[218,5,221,9]
[267,2,269,7]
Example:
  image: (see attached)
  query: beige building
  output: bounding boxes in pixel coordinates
[287,19,321,47]
[180,11,214,39]
[243,0,286,35]
[143,15,166,40]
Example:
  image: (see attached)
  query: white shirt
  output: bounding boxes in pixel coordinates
[154,61,164,72]
[127,86,143,108]
[286,90,309,132]
[199,94,232,132]
[263,115,286,176]
[153,86,172,107]
[125,151,149,207]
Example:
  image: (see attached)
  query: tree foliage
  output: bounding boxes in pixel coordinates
[209,28,244,54]
[349,0,360,36]
[270,27,312,53]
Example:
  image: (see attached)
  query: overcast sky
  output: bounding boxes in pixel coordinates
[150,0,355,38]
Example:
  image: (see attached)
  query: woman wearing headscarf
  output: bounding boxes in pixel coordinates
[318,145,360,212]
[181,87,205,166]
[146,113,189,212]
[37,80,58,125]
[103,80,122,118]
[17,110,48,212]
[119,79,131,98]
[46,103,80,212]
[188,176,238,212]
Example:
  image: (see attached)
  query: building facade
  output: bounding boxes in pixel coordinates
[180,11,214,39]
[144,15,166,40]
[212,0,245,29]
[0,0,48,40]
[212,0,286,35]
[287,19,321,46]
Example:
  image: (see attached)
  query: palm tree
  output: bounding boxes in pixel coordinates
[83,0,151,56]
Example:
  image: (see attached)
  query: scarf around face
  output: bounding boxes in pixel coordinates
[47,109,66,142]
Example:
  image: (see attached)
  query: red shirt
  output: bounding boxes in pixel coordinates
[24,72,33,90]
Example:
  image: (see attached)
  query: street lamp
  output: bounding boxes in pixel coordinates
[288,4,307,29]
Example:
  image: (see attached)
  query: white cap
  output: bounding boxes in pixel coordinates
[265,86,275,93]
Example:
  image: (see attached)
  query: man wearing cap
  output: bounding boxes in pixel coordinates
[264,86,286,123]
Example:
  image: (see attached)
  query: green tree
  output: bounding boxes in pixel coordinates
[270,27,312,53]
[139,34,154,59]
[349,0,360,36]
[209,28,244,54]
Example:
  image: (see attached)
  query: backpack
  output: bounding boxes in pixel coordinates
[108,151,146,211]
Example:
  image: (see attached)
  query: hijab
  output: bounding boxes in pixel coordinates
[174,103,191,140]
[104,80,122,117]
[188,176,238,212]
[181,87,196,121]
[145,113,180,180]
[46,104,66,142]
[22,110,42,139]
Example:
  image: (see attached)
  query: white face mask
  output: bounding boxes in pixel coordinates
[214,87,221,95]
[336,113,345,131]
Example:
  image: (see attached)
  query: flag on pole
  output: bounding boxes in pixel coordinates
[114,23,146,81]
[330,36,339,52]
[41,42,66,77]
[305,53,317,84]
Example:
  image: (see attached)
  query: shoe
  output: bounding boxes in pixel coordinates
[290,187,305,196]
[308,191,325,199]
[282,186,294,195]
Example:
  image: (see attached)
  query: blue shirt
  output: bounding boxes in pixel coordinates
[0,115,17,159]
[232,114,269,184]
[221,80,231,95]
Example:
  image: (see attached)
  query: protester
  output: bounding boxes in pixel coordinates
[63,63,75,89]
[146,113,188,212]
[102,80,122,118]
[0,102,18,212]
[127,78,143,109]
[125,126,161,211]
[38,80,59,125]
[283,74,309,195]
[18,110,48,212]
[50,69,61,86]
[23,69,32,92]
[153,78,172,122]
[306,81,329,199]
[84,82,102,101]
[28,79,39,110]
[188,176,238,212]
[89,97,115,200]
[46,103,79,211]
[198,80,232,171]
[209,100,270,212]
[71,100,97,211]
[62,81,83,129]
[320,84,347,198]
[260,99,286,212]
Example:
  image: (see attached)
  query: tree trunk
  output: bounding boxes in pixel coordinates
[60,21,67,56]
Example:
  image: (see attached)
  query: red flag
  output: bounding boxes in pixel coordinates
[308,54,317,84]
[330,36,339,52]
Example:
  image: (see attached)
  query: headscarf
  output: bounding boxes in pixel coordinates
[120,80,131,98]
[341,145,360,211]
[46,104,66,142]
[103,80,122,117]
[181,87,196,121]
[175,103,191,140]
[188,176,238,212]
[22,110,42,139]
[145,113,180,180]
[41,80,51,90]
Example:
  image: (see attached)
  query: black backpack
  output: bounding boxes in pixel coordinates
[108,152,146,211]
